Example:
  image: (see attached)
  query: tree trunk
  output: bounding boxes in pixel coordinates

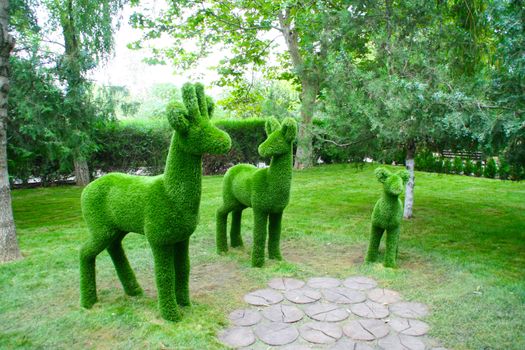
[0,0,22,263]
[403,142,416,219]
[74,158,90,186]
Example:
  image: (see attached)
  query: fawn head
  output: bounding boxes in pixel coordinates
[375,167,409,196]
[258,117,297,158]
[166,82,231,155]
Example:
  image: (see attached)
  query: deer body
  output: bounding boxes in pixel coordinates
[79,83,231,321]
[216,117,297,267]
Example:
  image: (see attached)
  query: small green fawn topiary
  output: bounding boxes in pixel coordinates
[365,167,409,268]
[216,117,297,267]
[79,83,231,321]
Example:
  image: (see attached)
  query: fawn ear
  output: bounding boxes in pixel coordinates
[375,167,391,183]
[182,82,201,120]
[166,100,190,133]
[265,117,280,136]
[397,169,410,184]
[281,117,298,142]
[206,95,215,118]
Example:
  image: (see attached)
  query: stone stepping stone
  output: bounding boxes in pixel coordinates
[305,303,349,322]
[343,276,378,290]
[268,277,305,291]
[389,318,429,336]
[262,304,304,323]
[254,322,299,346]
[330,338,375,350]
[244,289,283,306]
[219,327,256,348]
[285,288,322,304]
[350,300,390,319]
[307,277,341,289]
[378,333,426,350]
[322,287,367,304]
[229,309,262,327]
[299,321,343,344]
[343,319,390,341]
[390,302,429,319]
[368,288,402,304]
[279,345,312,350]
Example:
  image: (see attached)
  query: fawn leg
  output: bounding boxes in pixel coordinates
[174,239,191,307]
[230,209,244,248]
[384,226,400,268]
[365,225,384,263]
[107,234,143,296]
[251,210,269,267]
[268,212,283,260]
[216,205,230,253]
[151,244,180,321]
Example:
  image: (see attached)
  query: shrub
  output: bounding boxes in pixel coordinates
[484,158,497,178]
[443,158,452,174]
[464,159,474,176]
[452,156,463,174]
[474,160,483,177]
[498,159,510,180]
[434,157,443,173]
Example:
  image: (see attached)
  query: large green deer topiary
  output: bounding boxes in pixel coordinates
[365,167,409,268]
[216,117,297,267]
[79,83,231,321]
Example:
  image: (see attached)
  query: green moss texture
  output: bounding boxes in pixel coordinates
[365,167,409,268]
[216,117,297,267]
[79,83,231,321]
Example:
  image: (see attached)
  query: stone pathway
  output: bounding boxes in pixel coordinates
[218,276,449,349]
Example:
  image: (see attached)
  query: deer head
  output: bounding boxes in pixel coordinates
[258,117,297,158]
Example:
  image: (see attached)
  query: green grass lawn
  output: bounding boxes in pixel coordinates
[1,164,524,349]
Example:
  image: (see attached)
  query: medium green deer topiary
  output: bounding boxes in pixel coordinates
[79,83,231,321]
[365,167,409,268]
[216,117,297,267]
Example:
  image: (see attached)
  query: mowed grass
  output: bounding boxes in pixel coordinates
[1,164,524,350]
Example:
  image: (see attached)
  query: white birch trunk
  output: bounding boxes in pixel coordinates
[403,157,415,219]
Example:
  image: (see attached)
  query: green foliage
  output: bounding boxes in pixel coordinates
[475,160,484,177]
[79,83,231,321]
[484,158,498,178]
[464,159,474,176]
[452,156,464,174]
[498,159,510,180]
[365,167,409,268]
[443,159,452,174]
[216,117,297,267]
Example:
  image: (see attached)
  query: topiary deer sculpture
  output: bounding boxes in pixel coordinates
[365,167,409,268]
[79,82,231,321]
[216,117,297,267]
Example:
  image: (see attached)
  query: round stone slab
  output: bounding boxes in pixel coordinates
[343,276,378,291]
[218,327,256,348]
[254,322,299,346]
[378,333,426,350]
[305,303,349,322]
[285,288,322,304]
[390,302,429,319]
[368,288,402,304]
[262,304,304,323]
[307,277,341,289]
[268,277,305,291]
[244,288,283,306]
[343,319,390,341]
[389,318,430,336]
[322,287,367,304]
[299,322,343,344]
[229,309,262,327]
[330,338,375,350]
[350,300,390,319]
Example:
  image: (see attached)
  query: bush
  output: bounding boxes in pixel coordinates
[484,158,497,178]
[443,158,452,174]
[474,160,483,177]
[464,159,474,176]
[452,156,463,174]
[434,157,443,173]
[498,159,510,180]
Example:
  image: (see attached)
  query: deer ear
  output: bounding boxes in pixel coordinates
[182,83,200,120]
[265,117,280,136]
[397,169,410,184]
[281,117,297,142]
[375,167,391,183]
[206,95,215,118]
[166,100,190,133]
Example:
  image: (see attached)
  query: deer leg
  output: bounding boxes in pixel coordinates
[79,230,113,309]
[107,234,142,297]
[151,243,180,322]
[174,239,191,307]
[251,210,269,268]
[268,212,283,260]
[230,209,244,248]
[365,225,384,263]
[384,226,400,268]
[216,205,230,253]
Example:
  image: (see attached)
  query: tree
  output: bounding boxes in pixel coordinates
[131,0,345,168]
[0,0,22,263]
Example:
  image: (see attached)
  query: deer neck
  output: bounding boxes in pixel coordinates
[163,133,202,203]
[267,147,293,188]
